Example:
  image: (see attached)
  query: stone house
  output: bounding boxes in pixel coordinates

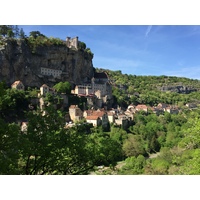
[107,111,115,124]
[39,84,57,97]
[151,107,164,115]
[86,115,101,127]
[83,109,110,128]
[185,103,197,109]
[166,106,179,114]
[157,103,169,109]
[39,84,49,96]
[11,81,25,90]
[69,105,83,122]
[136,104,148,112]
[72,72,112,108]
[124,104,136,119]
[88,110,109,127]
[115,114,131,130]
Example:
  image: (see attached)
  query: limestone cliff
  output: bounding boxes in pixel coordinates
[0,38,94,87]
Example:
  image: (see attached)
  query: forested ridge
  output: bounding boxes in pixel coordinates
[98,68,200,108]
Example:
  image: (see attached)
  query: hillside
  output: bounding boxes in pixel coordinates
[95,68,200,108]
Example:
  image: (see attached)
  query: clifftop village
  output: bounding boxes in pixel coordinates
[9,37,197,132]
[13,72,189,133]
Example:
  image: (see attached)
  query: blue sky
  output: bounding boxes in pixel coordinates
[18,25,200,80]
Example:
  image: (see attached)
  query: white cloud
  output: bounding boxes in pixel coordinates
[145,25,152,37]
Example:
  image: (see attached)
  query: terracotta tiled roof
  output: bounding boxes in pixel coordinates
[136,104,148,109]
[92,111,106,117]
[86,115,99,120]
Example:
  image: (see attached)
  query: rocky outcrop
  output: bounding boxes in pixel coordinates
[0,39,94,87]
[158,85,197,94]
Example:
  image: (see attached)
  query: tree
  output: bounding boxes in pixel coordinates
[19,28,26,39]
[89,131,123,166]
[119,155,146,175]
[0,25,14,37]
[19,105,98,174]
[0,118,21,174]
[7,29,15,38]
[29,31,46,39]
[178,117,200,150]
[14,25,19,38]
[178,149,200,175]
[53,81,71,94]
[122,134,146,157]
[78,41,86,50]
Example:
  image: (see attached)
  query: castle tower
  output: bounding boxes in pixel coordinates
[66,37,71,48]
[66,36,78,49]
[74,36,78,49]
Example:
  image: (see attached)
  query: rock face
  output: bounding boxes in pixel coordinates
[158,85,197,93]
[0,39,94,87]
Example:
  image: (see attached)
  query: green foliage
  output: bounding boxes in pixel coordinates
[98,68,200,107]
[0,118,21,174]
[122,134,146,157]
[78,41,86,50]
[90,130,123,166]
[0,25,24,39]
[0,87,29,120]
[16,106,98,174]
[119,155,146,174]
[26,32,65,53]
[68,95,87,110]
[178,117,200,149]
[29,31,46,39]
[109,126,128,143]
[53,81,71,94]
[0,104,125,174]
[177,149,200,174]
[0,25,14,37]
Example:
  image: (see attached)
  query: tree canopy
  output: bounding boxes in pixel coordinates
[53,81,71,94]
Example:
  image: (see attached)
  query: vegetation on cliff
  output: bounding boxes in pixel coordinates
[0,25,94,58]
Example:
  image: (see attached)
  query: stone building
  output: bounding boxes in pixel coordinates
[39,84,56,97]
[72,72,112,108]
[69,105,83,122]
[86,115,101,127]
[11,81,25,90]
[66,36,78,49]
[41,67,62,78]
